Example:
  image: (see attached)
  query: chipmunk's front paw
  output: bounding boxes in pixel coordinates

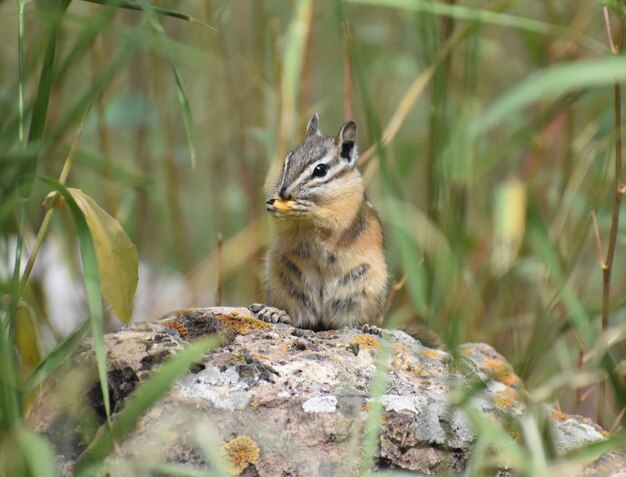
[361,323,385,336]
[248,304,291,325]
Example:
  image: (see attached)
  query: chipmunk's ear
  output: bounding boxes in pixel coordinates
[306,113,320,136]
[336,120,357,165]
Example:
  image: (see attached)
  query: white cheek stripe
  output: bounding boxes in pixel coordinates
[278,153,292,192]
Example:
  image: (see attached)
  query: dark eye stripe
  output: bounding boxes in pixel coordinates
[312,164,352,186]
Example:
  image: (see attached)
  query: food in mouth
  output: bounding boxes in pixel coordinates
[270,199,296,211]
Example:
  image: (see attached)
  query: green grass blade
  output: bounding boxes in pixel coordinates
[1,205,26,431]
[361,336,393,473]
[148,462,214,477]
[17,0,25,147]
[526,203,596,346]
[171,67,196,168]
[50,47,132,148]
[136,0,197,167]
[0,320,22,432]
[265,0,313,193]
[460,403,530,472]
[22,320,90,394]
[39,177,111,423]
[54,4,118,82]
[73,336,219,476]
[282,0,313,126]
[20,0,72,197]
[0,5,114,161]
[477,57,626,135]
[80,0,216,28]
[337,0,385,164]
[16,427,58,477]
[347,0,603,52]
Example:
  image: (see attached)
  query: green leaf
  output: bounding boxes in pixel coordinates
[73,337,219,476]
[22,320,90,394]
[67,188,138,323]
[16,427,58,477]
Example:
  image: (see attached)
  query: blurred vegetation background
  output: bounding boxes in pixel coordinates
[2,0,626,460]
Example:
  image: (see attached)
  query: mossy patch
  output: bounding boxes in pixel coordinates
[220,435,260,474]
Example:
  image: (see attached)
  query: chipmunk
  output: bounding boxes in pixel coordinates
[249,113,388,332]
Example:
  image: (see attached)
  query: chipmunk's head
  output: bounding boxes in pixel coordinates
[266,114,363,219]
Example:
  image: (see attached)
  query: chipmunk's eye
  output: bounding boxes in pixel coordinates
[312,163,328,178]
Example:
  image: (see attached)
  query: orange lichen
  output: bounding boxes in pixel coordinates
[501,373,520,387]
[492,395,514,409]
[216,314,270,334]
[220,435,260,475]
[497,387,519,402]
[485,359,519,386]
[162,319,188,339]
[421,349,442,359]
[392,348,413,371]
[460,348,472,356]
[551,410,570,422]
[350,334,381,350]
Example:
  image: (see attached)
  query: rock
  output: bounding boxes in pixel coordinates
[28,307,621,476]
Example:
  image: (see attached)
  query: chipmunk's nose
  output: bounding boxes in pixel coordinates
[279,186,289,199]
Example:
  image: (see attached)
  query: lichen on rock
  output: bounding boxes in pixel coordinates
[28,307,620,476]
[220,435,260,475]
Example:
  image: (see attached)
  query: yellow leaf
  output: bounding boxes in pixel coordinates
[15,300,42,378]
[68,188,138,323]
[492,179,527,276]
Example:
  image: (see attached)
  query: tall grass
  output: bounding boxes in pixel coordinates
[1,0,626,474]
